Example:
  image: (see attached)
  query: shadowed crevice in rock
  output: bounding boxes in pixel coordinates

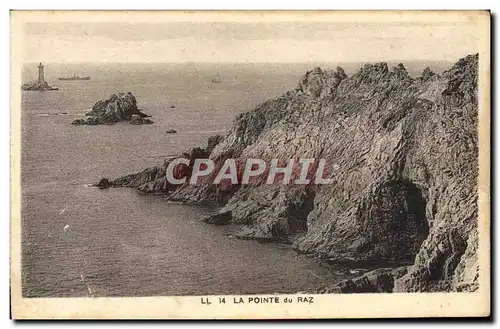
[394,226,472,292]
[288,188,316,235]
[355,179,429,264]
[202,187,319,244]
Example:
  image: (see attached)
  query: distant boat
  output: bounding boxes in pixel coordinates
[210,74,222,83]
[58,73,91,81]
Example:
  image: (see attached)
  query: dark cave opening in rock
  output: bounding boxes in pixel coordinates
[287,188,316,235]
[364,179,430,265]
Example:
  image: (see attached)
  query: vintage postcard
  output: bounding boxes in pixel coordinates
[10,10,490,319]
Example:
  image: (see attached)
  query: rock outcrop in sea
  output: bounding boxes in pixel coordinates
[22,80,59,91]
[22,63,59,91]
[104,54,479,293]
[72,92,153,125]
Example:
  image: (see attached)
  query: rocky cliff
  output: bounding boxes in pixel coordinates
[72,92,153,125]
[107,55,479,293]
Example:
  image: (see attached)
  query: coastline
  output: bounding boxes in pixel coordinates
[104,54,480,293]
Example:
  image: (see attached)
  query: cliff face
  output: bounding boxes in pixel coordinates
[72,92,153,125]
[110,55,479,292]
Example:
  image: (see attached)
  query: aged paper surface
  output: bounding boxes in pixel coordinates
[11,10,490,319]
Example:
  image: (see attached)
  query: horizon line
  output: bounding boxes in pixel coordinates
[22,59,457,65]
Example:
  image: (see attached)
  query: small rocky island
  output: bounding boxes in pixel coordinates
[22,63,58,91]
[72,92,153,125]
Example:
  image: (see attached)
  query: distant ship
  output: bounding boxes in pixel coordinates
[58,74,91,81]
[210,74,222,83]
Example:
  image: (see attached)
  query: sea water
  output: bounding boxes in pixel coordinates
[20,61,450,297]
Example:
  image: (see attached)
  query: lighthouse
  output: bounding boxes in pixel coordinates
[21,62,58,91]
[38,62,45,83]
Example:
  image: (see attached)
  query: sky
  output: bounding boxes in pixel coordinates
[21,19,480,63]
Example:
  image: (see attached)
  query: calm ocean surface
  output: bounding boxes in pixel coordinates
[21,62,450,297]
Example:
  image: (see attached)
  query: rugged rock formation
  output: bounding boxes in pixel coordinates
[421,67,436,82]
[107,55,479,292]
[95,178,113,189]
[111,135,224,194]
[21,80,58,91]
[130,114,153,125]
[72,92,153,125]
[321,267,409,293]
